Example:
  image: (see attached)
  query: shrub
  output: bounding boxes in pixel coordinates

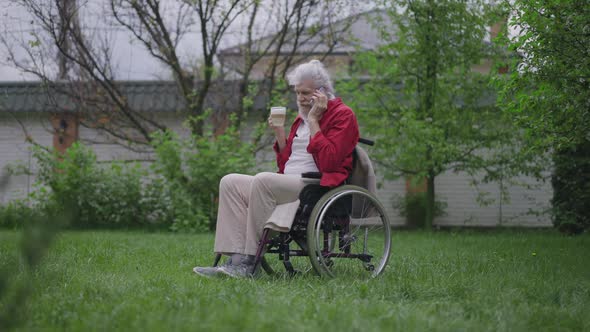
[551,141,590,235]
[11,118,256,232]
[394,192,447,228]
[30,143,162,229]
[0,199,43,229]
[151,123,255,232]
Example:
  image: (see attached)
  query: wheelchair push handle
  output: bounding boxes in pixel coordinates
[358,137,374,146]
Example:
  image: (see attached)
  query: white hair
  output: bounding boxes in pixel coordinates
[286,60,335,99]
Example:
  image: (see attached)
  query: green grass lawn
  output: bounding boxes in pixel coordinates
[1,229,589,331]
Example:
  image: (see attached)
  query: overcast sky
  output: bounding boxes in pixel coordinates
[0,0,376,81]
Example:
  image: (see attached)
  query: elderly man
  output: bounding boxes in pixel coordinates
[193,59,359,278]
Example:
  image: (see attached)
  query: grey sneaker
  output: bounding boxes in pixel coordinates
[192,266,221,277]
[192,257,233,278]
[218,263,258,278]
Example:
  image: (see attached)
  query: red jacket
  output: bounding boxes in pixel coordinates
[273,98,359,187]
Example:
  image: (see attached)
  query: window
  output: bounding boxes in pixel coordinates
[51,113,79,152]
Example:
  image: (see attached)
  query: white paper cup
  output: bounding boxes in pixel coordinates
[270,106,286,126]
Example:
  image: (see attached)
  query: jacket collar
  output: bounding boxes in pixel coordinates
[327,97,342,110]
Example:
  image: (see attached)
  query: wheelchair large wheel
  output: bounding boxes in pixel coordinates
[307,185,391,278]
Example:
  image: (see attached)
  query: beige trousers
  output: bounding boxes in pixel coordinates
[213,172,310,255]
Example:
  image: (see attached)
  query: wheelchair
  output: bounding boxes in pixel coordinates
[213,138,392,278]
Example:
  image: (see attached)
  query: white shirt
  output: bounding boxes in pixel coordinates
[283,119,319,175]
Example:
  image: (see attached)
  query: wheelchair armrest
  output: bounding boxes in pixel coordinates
[358,137,374,146]
[301,172,322,179]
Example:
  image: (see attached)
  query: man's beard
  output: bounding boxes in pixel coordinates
[297,103,311,120]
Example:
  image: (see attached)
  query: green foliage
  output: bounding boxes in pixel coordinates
[0,210,65,330]
[340,0,515,228]
[0,200,42,229]
[495,1,590,152]
[495,1,590,233]
[3,118,254,232]
[151,119,255,232]
[27,143,163,229]
[345,0,511,178]
[268,78,290,112]
[394,192,447,228]
[551,141,590,234]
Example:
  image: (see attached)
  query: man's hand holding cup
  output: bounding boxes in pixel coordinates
[268,106,286,130]
[269,106,287,150]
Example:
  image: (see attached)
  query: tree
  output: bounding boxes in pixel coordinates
[3,0,362,150]
[341,0,515,228]
[217,0,363,144]
[229,0,348,128]
[3,0,168,150]
[497,1,590,233]
[110,0,253,136]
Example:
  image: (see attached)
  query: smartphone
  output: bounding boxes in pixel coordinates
[310,87,325,106]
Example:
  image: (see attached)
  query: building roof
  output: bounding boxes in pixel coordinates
[0,81,186,113]
[0,79,284,113]
[218,9,392,57]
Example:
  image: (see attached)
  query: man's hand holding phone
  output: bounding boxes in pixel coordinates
[308,87,328,123]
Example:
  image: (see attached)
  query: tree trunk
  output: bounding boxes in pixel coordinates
[189,62,214,136]
[235,76,250,129]
[424,173,435,230]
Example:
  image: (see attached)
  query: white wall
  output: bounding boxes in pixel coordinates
[0,111,554,227]
[0,112,52,202]
[0,111,192,202]
[435,171,552,227]
[77,112,192,162]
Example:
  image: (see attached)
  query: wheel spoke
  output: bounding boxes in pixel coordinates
[307,186,392,278]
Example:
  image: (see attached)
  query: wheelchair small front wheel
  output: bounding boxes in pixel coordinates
[307,185,392,278]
